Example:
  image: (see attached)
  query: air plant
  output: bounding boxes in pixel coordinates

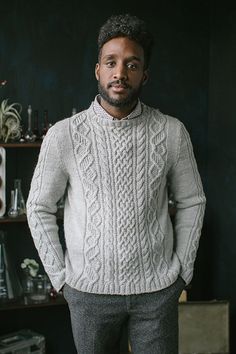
[0,99,22,142]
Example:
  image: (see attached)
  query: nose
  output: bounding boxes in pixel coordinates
[113,63,127,80]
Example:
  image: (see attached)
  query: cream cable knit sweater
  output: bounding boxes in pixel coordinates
[26,102,206,294]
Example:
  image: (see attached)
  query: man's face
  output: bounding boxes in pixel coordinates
[95,37,148,113]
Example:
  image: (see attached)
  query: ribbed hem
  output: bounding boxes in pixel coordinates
[65,271,180,295]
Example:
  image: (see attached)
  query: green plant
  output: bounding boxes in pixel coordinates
[0,99,22,142]
[21,258,39,277]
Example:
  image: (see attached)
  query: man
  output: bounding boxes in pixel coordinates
[27,13,206,354]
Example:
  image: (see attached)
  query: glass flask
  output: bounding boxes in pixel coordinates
[8,179,26,217]
[0,231,23,302]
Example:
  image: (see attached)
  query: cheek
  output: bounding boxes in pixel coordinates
[132,76,145,88]
[98,70,111,86]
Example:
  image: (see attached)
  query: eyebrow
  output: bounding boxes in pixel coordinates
[102,54,141,62]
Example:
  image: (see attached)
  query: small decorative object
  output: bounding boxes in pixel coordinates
[0,80,7,87]
[24,105,36,142]
[8,179,26,217]
[21,258,49,303]
[0,99,22,142]
[29,274,48,303]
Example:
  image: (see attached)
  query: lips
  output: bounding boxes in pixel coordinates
[110,84,128,93]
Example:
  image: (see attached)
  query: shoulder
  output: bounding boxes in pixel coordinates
[165,114,185,138]
[142,103,184,131]
[49,108,90,140]
[50,117,69,135]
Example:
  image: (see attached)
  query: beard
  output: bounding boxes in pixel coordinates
[98,80,142,108]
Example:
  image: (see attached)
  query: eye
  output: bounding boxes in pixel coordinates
[106,61,115,68]
[127,62,138,70]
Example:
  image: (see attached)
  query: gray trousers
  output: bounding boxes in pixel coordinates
[63,277,185,354]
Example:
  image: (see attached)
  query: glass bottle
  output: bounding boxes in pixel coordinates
[24,105,36,142]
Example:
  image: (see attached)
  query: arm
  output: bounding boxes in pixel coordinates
[168,122,206,285]
[26,125,68,291]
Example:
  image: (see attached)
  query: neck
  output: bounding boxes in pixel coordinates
[99,97,137,119]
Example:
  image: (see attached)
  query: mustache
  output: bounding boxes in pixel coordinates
[107,80,131,89]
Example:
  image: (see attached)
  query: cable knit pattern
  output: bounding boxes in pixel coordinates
[71,113,102,291]
[147,109,168,286]
[136,118,150,290]
[27,102,206,294]
[27,128,66,290]
[111,124,138,289]
[94,121,115,288]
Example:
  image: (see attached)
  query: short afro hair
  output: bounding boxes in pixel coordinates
[98,14,154,69]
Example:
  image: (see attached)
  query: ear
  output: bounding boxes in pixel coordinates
[95,63,100,81]
[142,70,149,85]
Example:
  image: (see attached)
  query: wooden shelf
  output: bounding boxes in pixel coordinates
[0,142,41,148]
[0,215,27,223]
[0,294,67,311]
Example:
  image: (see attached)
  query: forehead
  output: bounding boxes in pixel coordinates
[100,37,144,61]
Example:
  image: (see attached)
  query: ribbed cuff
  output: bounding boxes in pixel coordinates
[180,266,193,286]
[48,269,66,292]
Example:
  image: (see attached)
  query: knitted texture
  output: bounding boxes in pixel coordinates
[27,103,206,294]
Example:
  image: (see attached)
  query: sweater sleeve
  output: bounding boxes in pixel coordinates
[168,122,206,285]
[26,125,68,291]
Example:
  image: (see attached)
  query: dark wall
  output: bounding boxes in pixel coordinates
[2,0,228,352]
[207,2,236,352]
[1,0,209,170]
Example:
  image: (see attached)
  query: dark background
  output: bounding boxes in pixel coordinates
[0,0,235,352]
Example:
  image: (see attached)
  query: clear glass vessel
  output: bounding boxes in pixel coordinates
[8,179,26,217]
[24,105,36,142]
